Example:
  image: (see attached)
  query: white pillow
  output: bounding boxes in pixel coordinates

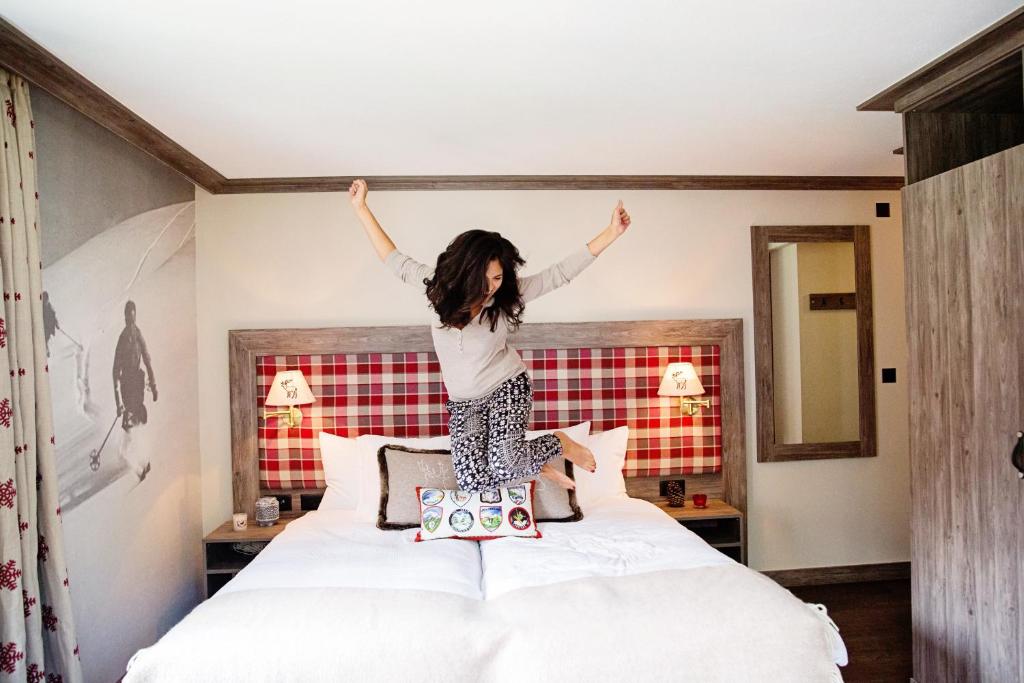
[319,431,452,512]
[318,432,361,510]
[353,421,592,521]
[573,426,629,509]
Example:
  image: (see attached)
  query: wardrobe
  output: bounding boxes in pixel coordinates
[859,8,1024,682]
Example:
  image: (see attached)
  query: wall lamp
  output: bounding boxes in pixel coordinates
[658,362,710,417]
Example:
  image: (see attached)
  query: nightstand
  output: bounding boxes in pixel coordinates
[652,499,746,564]
[202,516,293,598]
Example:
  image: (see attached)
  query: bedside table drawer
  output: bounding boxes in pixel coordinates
[680,516,741,546]
[203,541,269,598]
[205,541,268,573]
[679,517,743,563]
[205,572,235,598]
[203,517,294,598]
[646,498,746,565]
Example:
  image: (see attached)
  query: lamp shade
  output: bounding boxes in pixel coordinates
[265,370,316,407]
[657,362,705,397]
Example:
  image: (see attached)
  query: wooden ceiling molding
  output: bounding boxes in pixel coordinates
[0,17,227,192]
[220,175,904,193]
[0,16,904,193]
[859,6,1024,112]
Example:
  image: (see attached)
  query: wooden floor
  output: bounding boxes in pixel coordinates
[790,579,912,682]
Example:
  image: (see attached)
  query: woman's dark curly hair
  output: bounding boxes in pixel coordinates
[425,230,526,332]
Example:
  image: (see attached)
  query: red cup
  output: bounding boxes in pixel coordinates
[692,493,708,509]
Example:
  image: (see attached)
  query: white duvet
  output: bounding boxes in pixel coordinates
[219,508,483,599]
[481,497,736,598]
[126,498,846,682]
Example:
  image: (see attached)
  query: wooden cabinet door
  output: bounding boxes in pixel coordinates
[904,142,1024,682]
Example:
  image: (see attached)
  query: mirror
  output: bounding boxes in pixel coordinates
[751,225,876,462]
[769,240,858,444]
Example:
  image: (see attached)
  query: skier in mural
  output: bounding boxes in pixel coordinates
[42,290,91,412]
[112,299,157,481]
[42,291,59,356]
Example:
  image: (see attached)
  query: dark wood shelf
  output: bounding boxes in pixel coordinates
[202,517,294,598]
[647,498,746,564]
[205,566,246,575]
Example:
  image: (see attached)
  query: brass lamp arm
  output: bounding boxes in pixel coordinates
[262,406,303,428]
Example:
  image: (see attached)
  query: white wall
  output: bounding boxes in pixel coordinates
[196,188,909,571]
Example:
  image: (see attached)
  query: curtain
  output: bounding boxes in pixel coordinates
[0,71,82,682]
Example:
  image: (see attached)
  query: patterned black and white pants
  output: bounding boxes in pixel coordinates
[445,370,563,492]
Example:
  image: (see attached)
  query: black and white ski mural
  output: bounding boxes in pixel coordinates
[30,80,201,683]
[43,201,194,512]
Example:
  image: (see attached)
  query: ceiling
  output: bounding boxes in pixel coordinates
[0,0,1019,178]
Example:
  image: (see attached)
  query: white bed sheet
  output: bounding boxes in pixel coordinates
[220,508,482,599]
[484,496,734,598]
[128,498,847,681]
[489,496,848,667]
[220,497,731,602]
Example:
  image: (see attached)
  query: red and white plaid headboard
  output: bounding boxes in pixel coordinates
[257,344,721,490]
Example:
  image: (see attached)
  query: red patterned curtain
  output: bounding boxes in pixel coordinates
[0,70,82,682]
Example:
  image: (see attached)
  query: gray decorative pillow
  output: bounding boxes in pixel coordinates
[376,444,582,530]
[510,456,583,523]
[377,446,458,530]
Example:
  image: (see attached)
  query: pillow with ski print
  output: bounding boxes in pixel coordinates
[415,481,541,541]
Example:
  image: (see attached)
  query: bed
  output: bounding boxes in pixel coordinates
[125,319,847,681]
[126,496,845,682]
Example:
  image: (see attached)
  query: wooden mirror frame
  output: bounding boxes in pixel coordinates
[751,225,876,462]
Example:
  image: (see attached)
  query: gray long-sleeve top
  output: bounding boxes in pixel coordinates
[385,245,597,401]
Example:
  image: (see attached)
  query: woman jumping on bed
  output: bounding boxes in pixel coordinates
[349,179,631,491]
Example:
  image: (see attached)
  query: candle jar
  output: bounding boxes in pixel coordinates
[692,493,708,509]
[232,512,248,531]
[254,496,280,527]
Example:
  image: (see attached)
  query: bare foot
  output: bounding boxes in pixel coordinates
[540,462,575,489]
[554,431,596,473]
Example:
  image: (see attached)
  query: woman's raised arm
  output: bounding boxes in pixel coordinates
[349,179,434,289]
[518,200,631,303]
[349,179,396,261]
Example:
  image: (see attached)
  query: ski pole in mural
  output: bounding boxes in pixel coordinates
[88,416,118,472]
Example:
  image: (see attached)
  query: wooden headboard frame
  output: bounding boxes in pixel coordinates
[229,318,746,519]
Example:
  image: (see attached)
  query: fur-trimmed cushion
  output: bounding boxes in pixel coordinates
[377,446,458,530]
[376,444,583,530]
[355,433,452,521]
[415,482,541,541]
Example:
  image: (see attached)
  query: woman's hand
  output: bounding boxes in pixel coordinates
[350,178,397,260]
[349,179,368,209]
[609,200,631,236]
[587,200,632,257]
